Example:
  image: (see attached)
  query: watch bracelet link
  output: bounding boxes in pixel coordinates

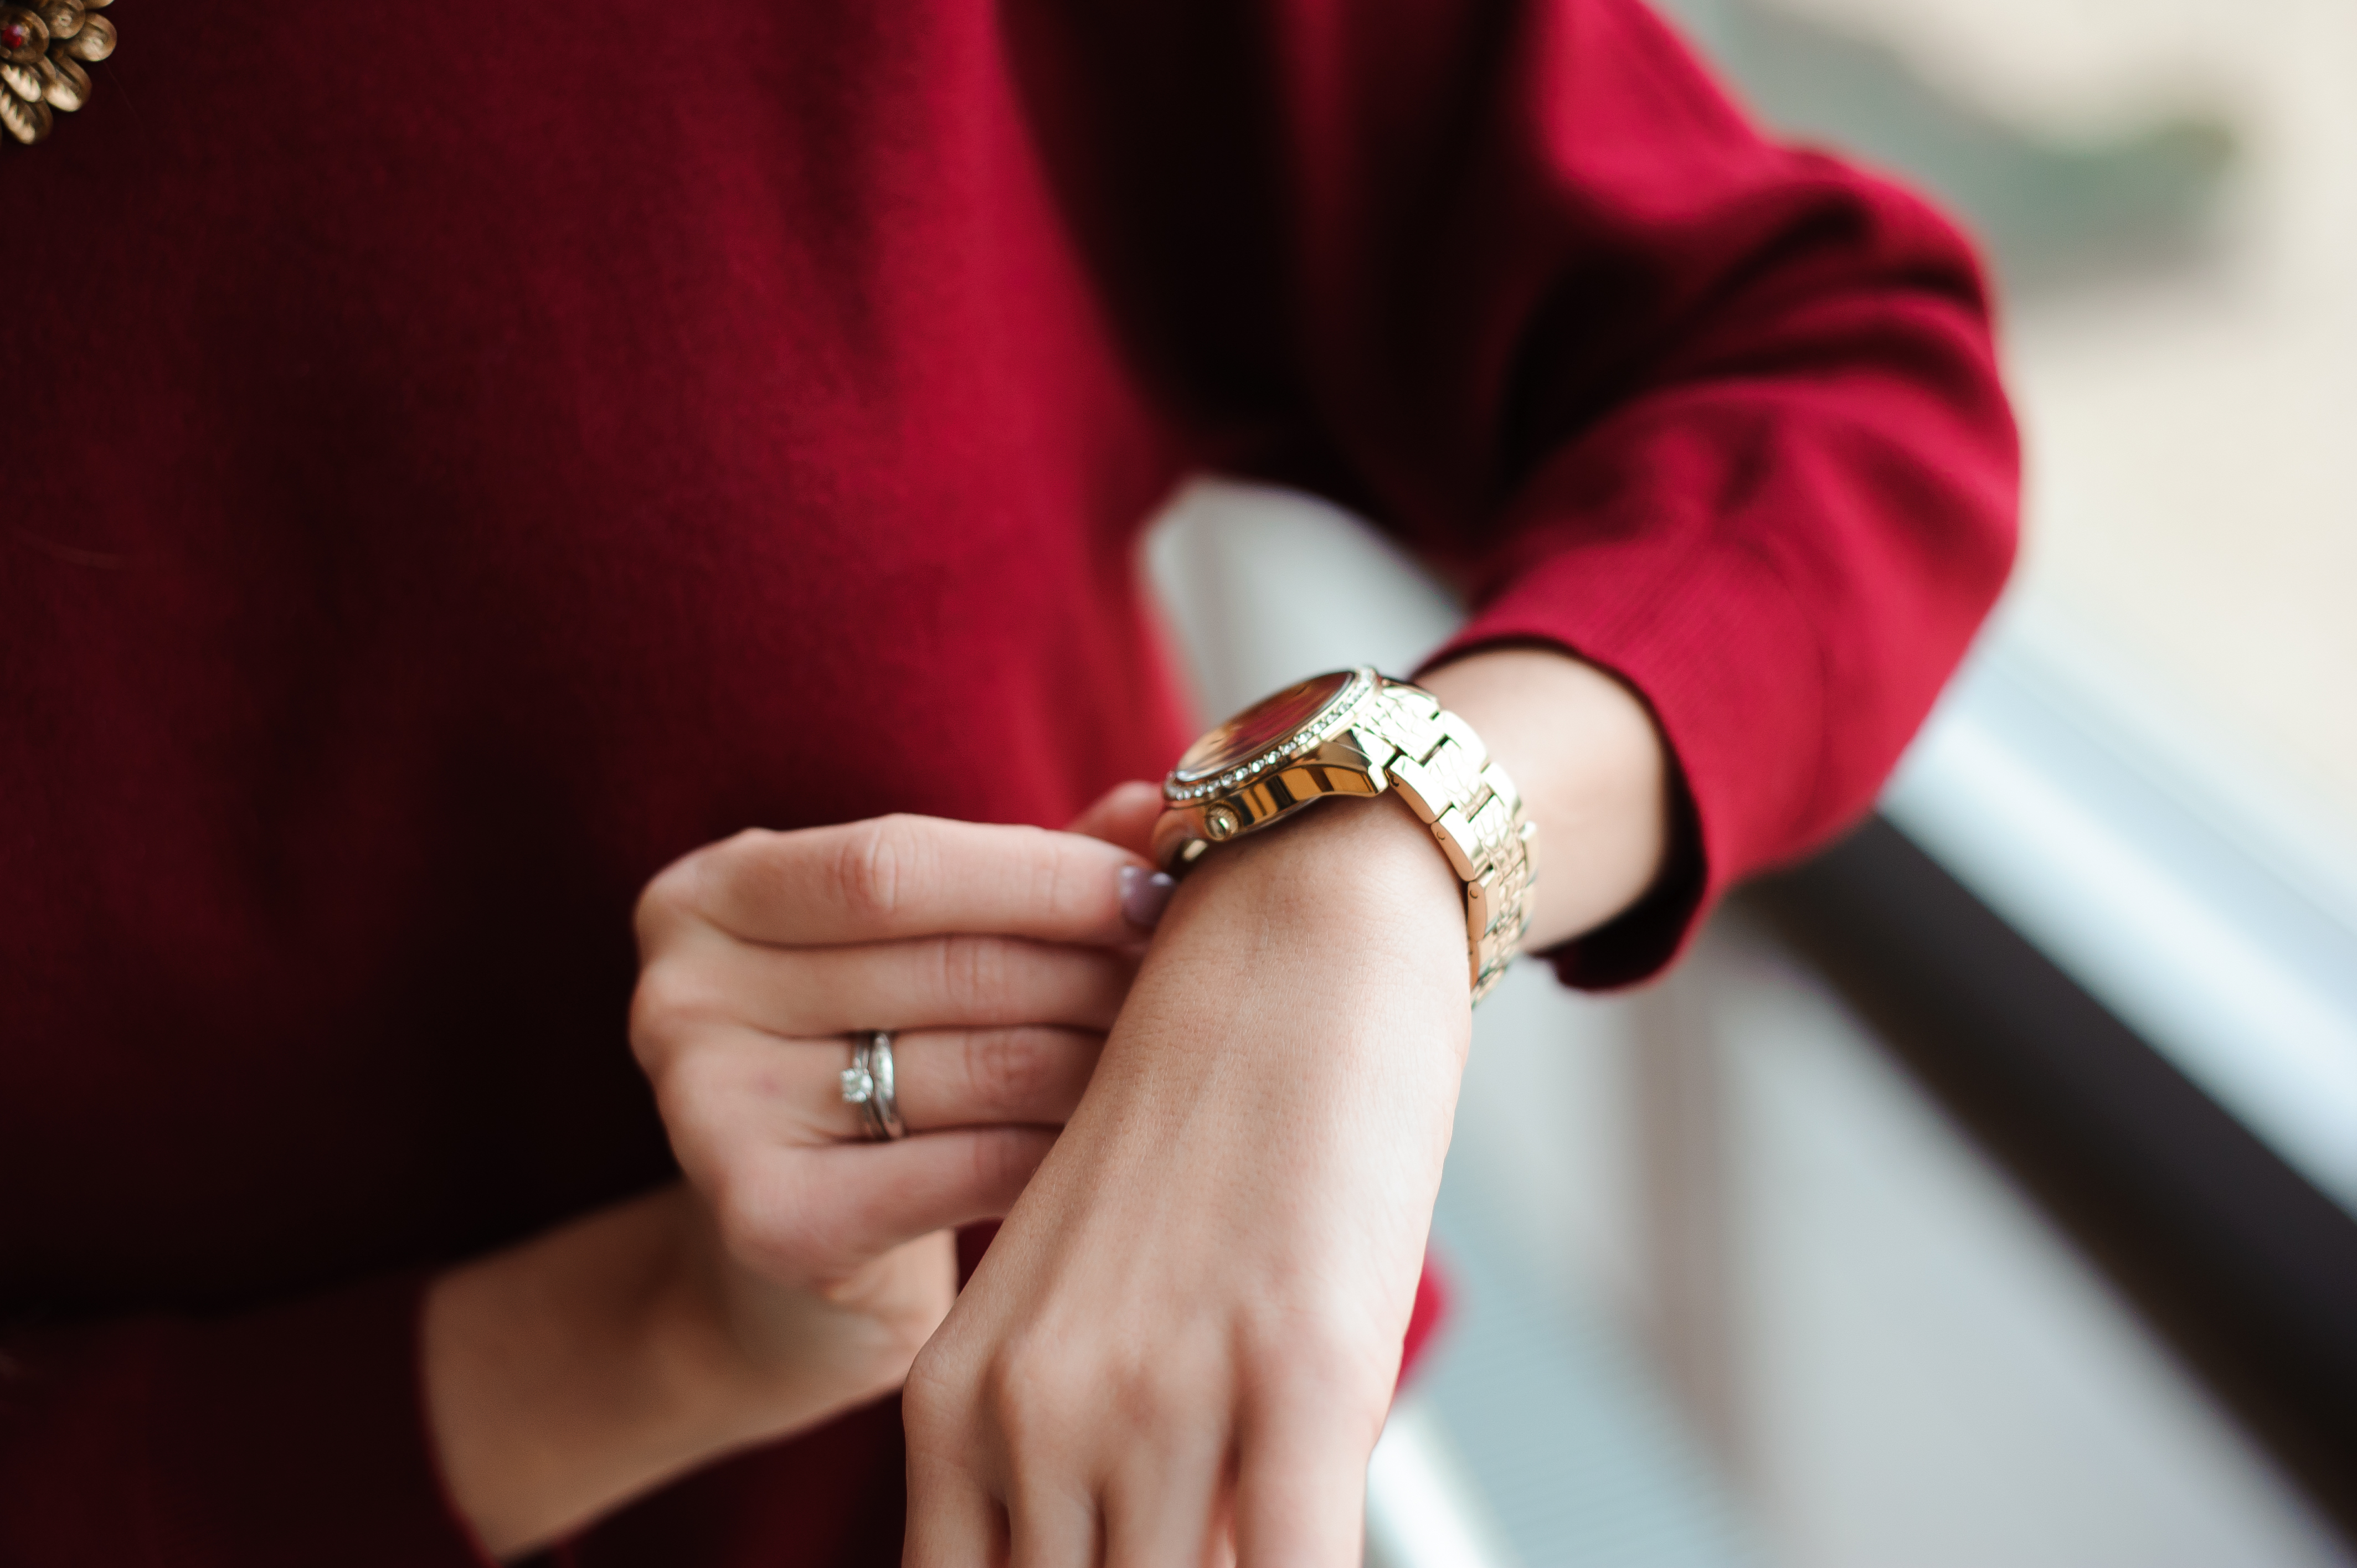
[1351,679,1539,1003]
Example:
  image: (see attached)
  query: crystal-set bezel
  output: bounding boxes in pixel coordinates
[1162,668,1378,802]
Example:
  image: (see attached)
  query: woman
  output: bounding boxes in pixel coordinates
[1,0,2014,1561]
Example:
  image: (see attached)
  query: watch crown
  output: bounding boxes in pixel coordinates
[1203,803,1241,840]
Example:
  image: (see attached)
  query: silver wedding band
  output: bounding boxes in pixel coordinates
[840,1030,907,1142]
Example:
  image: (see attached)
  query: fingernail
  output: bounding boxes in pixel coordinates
[1119,865,1177,930]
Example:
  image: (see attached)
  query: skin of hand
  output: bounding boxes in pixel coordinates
[423,793,1175,1558]
[902,646,1671,1565]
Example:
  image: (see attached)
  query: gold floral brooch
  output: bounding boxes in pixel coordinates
[2,1,115,147]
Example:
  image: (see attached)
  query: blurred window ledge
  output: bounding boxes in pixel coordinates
[1881,596,2357,1212]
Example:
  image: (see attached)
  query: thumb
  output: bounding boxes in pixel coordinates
[1064,780,1165,860]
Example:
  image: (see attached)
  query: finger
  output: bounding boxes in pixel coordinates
[753,933,1135,1036]
[1066,780,1166,860]
[826,935,1133,1034]
[1232,1399,1374,1568]
[650,1027,843,1158]
[682,814,1160,949]
[655,1026,1102,1151]
[904,1452,1008,1568]
[1102,1417,1231,1568]
[1006,1478,1098,1568]
[719,1127,1058,1283]
[1067,783,1176,931]
[637,932,1135,1054]
[891,1026,1103,1133]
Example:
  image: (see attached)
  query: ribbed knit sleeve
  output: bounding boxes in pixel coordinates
[0,1275,494,1567]
[1013,0,2019,984]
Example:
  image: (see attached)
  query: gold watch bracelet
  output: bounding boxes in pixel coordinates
[1151,671,1538,1002]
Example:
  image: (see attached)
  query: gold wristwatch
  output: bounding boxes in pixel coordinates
[1152,668,1537,1002]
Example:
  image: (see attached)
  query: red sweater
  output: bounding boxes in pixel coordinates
[1,2,2014,1561]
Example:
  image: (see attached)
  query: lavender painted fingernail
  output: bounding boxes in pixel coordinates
[1119,865,1177,930]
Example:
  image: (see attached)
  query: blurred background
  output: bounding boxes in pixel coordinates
[1143,2,2357,1561]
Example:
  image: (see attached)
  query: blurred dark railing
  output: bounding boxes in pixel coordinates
[1750,817,2357,1539]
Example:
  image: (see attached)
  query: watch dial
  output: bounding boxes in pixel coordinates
[1173,670,1355,783]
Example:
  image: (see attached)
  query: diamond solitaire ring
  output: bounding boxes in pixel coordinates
[839,1030,907,1142]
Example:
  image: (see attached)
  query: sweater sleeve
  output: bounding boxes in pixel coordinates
[0,1273,496,1567]
[1012,0,2019,985]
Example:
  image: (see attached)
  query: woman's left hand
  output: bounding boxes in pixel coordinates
[902,796,1471,1566]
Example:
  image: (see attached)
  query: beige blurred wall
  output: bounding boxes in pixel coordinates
[1730,0,2357,840]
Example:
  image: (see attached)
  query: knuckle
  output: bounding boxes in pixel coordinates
[626,974,693,1069]
[720,828,783,898]
[708,1157,820,1276]
[631,856,699,947]
[631,883,672,942]
[1241,1312,1394,1429]
[982,1334,1090,1447]
[936,934,1011,1015]
[1021,827,1080,921]
[902,1341,979,1450]
[966,1029,1053,1110]
[1100,1347,1202,1437]
[644,1043,717,1131]
[628,957,721,1041]
[830,814,931,929]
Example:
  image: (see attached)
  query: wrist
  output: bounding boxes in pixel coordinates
[1419,647,1671,950]
[641,1201,948,1448]
[626,1192,802,1447]
[422,1188,854,1557]
[1179,779,1468,974]
[1048,777,1470,1351]
[1131,791,1474,1117]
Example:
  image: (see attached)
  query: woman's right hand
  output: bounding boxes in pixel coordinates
[425,797,1171,1557]
[630,803,1173,1401]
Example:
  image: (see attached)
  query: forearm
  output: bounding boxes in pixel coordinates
[423,1189,733,1556]
[421,1188,896,1559]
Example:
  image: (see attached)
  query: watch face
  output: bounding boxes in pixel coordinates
[1172,669,1357,785]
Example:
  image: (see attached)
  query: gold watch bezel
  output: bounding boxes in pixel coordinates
[1152,667,1393,870]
